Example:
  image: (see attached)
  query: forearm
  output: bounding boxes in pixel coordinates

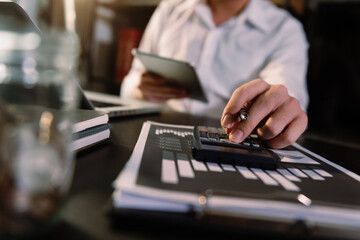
[120,63,143,99]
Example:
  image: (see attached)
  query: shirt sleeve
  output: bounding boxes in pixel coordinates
[259,19,309,112]
[120,1,172,99]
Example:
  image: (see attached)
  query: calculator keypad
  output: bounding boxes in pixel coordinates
[197,126,262,151]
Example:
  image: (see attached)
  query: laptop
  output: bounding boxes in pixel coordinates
[79,88,163,118]
[0,2,41,35]
[1,2,163,118]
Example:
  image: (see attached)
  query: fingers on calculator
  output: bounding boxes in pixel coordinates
[192,126,281,170]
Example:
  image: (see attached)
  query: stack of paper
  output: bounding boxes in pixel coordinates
[112,121,360,238]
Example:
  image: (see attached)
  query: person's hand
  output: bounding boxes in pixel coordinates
[137,71,188,103]
[221,79,308,149]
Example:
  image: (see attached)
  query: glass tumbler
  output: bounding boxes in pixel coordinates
[0,28,80,237]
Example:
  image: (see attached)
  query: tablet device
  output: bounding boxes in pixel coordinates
[132,49,208,102]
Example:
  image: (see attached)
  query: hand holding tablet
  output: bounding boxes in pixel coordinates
[132,49,208,103]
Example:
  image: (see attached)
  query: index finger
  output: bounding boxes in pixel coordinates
[221,79,270,127]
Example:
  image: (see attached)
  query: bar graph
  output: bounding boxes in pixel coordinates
[155,126,333,192]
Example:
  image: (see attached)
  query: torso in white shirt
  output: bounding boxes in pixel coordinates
[121,0,309,119]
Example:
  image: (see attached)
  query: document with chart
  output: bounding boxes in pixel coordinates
[112,121,360,235]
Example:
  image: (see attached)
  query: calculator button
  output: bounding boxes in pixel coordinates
[200,139,212,144]
[217,128,226,134]
[219,136,228,141]
[208,133,219,141]
[217,129,228,139]
[199,131,208,138]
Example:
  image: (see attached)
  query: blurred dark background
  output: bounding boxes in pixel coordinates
[305,2,360,144]
[16,0,360,145]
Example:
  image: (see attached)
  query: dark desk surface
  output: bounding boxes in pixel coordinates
[34,110,359,240]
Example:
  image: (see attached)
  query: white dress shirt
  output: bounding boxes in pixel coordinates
[121,0,309,119]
